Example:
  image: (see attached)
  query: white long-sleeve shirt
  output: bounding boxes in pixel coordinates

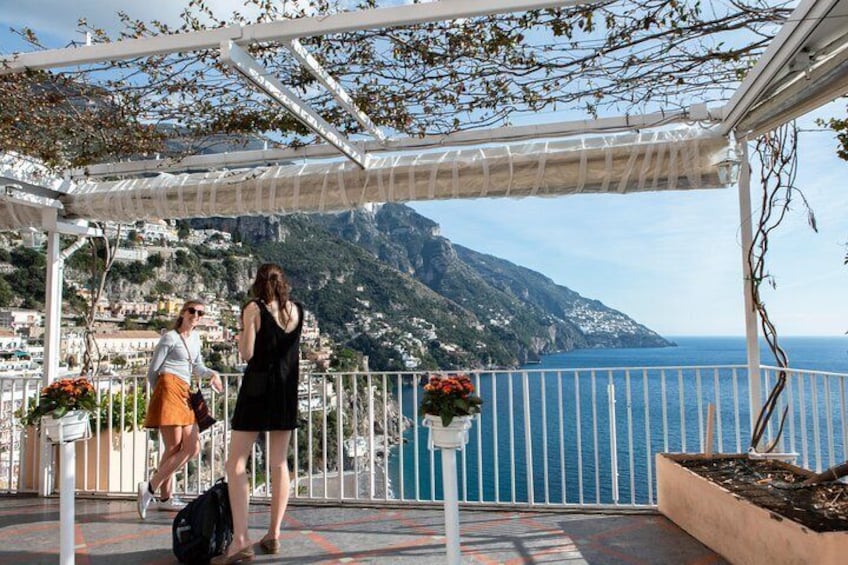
[146,330,213,388]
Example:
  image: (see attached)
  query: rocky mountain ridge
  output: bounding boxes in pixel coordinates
[0,205,671,372]
[191,204,671,369]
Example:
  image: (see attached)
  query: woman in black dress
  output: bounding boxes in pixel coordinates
[212,263,303,564]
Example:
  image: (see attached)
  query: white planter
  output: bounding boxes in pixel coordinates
[423,414,473,449]
[43,410,91,444]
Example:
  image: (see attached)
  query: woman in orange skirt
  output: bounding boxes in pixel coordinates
[137,299,223,519]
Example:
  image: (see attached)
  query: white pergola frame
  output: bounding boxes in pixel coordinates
[2,1,848,562]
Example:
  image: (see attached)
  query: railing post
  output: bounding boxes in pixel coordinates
[522,371,534,505]
[368,372,375,498]
[336,374,344,501]
[608,380,619,504]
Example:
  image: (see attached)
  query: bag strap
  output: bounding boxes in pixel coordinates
[176,332,200,390]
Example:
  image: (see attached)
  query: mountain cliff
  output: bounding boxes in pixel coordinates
[192,203,671,369]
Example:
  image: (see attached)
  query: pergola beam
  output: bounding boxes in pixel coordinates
[286,39,386,143]
[220,41,368,169]
[736,32,848,137]
[720,0,843,136]
[0,0,581,73]
[69,105,719,179]
[0,187,63,210]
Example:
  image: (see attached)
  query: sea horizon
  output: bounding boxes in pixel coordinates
[529,335,848,373]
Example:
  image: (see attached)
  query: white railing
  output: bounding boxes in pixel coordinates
[2,365,847,509]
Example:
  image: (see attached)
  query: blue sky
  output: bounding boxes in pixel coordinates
[3,1,848,337]
[413,105,848,337]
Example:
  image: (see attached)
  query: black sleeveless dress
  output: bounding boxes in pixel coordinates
[231,300,304,431]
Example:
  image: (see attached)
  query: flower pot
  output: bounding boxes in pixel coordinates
[42,410,91,444]
[423,414,473,449]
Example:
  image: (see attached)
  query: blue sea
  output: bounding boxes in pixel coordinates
[541,336,848,373]
[390,336,848,505]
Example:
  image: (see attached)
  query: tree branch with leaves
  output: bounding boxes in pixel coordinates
[1,0,793,170]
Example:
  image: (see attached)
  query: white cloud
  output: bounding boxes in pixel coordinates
[0,0,314,47]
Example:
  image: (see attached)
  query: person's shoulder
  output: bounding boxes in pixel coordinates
[289,300,304,320]
[242,300,261,314]
[159,330,178,344]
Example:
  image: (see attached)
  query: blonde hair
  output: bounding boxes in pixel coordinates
[172,299,204,331]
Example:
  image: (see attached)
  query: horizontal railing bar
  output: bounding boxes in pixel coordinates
[2,363,846,513]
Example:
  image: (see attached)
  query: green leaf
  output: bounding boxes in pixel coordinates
[439,409,454,427]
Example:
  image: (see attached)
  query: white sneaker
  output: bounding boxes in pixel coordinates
[156,497,187,512]
[137,481,155,520]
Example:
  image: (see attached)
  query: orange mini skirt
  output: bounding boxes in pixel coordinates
[144,373,195,428]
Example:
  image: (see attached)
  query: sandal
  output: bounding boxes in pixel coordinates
[259,537,280,554]
[210,546,255,564]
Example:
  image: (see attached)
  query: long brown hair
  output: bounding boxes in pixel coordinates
[250,263,291,326]
[172,299,204,331]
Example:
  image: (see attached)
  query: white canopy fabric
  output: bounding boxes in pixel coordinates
[64,127,729,223]
[0,200,45,231]
[0,151,69,231]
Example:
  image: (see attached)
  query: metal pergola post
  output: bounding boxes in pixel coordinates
[736,140,761,438]
[40,218,62,497]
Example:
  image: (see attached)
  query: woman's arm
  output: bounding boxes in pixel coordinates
[190,333,223,393]
[191,333,213,378]
[238,301,260,363]
[284,300,301,332]
[146,333,173,386]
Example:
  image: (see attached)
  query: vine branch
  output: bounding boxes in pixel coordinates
[747,123,813,454]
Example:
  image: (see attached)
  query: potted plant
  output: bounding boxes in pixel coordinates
[419,373,482,449]
[17,383,149,493]
[22,377,97,443]
[419,374,483,564]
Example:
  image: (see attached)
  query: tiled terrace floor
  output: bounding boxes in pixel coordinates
[0,495,727,564]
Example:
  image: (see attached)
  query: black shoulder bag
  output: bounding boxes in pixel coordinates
[178,333,217,433]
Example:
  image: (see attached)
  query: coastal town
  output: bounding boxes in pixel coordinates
[0,219,332,379]
[0,220,401,502]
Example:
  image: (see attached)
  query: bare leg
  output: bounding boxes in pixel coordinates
[223,430,258,555]
[149,425,199,496]
[160,475,173,501]
[159,429,176,500]
[264,430,292,542]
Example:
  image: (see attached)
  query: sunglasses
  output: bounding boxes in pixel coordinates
[186,307,205,317]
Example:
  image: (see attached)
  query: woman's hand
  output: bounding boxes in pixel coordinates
[210,373,224,393]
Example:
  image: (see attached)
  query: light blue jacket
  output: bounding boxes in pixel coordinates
[146,330,214,388]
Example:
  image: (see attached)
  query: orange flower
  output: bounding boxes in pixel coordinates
[22,377,98,427]
[419,373,483,427]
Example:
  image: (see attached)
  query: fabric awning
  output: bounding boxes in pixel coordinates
[0,151,69,230]
[63,126,730,223]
